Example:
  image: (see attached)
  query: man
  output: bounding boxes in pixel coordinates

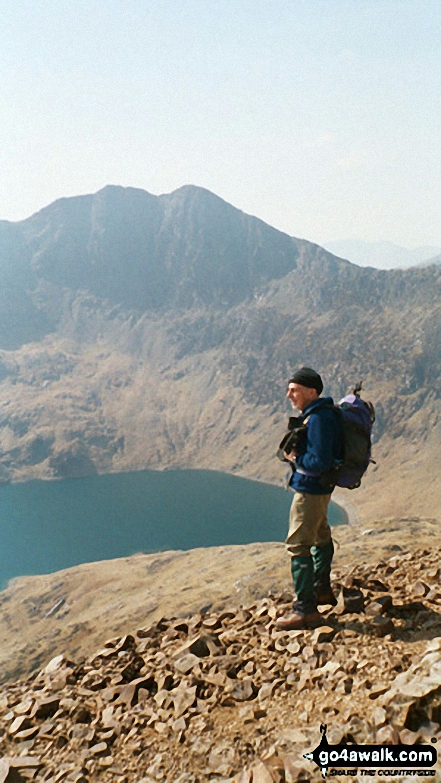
[276,367,343,631]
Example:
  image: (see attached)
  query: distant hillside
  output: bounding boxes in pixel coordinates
[323,238,441,269]
[0,185,440,521]
[417,253,441,268]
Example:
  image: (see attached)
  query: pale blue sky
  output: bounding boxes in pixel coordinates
[1,0,440,246]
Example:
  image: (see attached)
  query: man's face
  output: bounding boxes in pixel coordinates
[286,382,318,412]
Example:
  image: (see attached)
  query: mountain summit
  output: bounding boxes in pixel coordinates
[2,184,304,321]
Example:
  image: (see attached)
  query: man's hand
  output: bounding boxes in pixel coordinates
[284,449,296,461]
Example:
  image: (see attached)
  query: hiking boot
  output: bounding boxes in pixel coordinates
[275,610,322,631]
[316,588,338,607]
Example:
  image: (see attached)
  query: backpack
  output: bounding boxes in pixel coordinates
[333,383,375,489]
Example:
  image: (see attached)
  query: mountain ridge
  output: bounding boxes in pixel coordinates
[0,184,440,522]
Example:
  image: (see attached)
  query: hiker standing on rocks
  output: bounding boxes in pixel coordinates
[277,367,343,631]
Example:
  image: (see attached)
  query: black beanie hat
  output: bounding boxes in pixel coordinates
[289,367,323,395]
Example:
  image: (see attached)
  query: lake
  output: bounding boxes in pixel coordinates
[0,469,347,587]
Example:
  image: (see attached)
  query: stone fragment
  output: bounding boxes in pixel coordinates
[114,675,156,707]
[343,586,365,613]
[0,762,25,783]
[368,683,390,699]
[9,716,33,736]
[322,660,342,676]
[191,734,213,754]
[156,672,174,691]
[102,725,118,742]
[258,680,283,702]
[41,655,66,675]
[335,586,364,614]
[231,679,256,702]
[203,668,227,687]
[286,640,301,655]
[98,756,114,768]
[13,700,34,716]
[154,689,174,710]
[101,706,116,727]
[207,744,235,776]
[38,720,56,737]
[238,704,265,723]
[174,634,217,659]
[411,581,430,597]
[89,741,108,755]
[399,728,422,744]
[70,705,92,724]
[366,578,389,591]
[278,727,310,745]
[426,587,441,602]
[231,770,253,783]
[0,755,43,783]
[425,637,441,652]
[14,726,39,741]
[274,636,289,652]
[31,696,60,719]
[279,752,311,783]
[120,654,144,682]
[336,676,353,695]
[248,761,275,782]
[201,616,222,630]
[365,600,387,616]
[104,634,136,652]
[376,725,400,744]
[311,626,335,644]
[372,706,387,726]
[375,594,394,610]
[418,720,441,738]
[6,758,43,771]
[80,673,108,691]
[171,717,187,733]
[371,615,395,637]
[172,684,197,717]
[54,734,69,748]
[173,653,200,674]
[90,647,119,662]
[69,725,89,742]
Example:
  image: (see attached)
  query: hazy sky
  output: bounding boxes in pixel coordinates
[2,0,440,247]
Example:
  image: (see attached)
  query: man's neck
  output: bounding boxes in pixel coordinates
[301,396,321,413]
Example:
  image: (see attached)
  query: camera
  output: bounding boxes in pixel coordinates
[276,416,307,462]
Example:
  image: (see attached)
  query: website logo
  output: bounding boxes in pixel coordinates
[304,724,437,779]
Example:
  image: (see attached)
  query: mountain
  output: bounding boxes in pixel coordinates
[323,239,441,269]
[0,184,440,522]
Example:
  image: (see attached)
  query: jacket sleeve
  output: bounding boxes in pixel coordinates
[295,410,336,475]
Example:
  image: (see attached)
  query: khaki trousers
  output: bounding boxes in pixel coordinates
[285,491,332,558]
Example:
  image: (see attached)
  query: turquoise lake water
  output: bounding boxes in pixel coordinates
[0,469,347,587]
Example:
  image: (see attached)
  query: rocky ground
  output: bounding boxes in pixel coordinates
[1,545,441,782]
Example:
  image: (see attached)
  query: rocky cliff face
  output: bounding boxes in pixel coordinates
[0,185,440,520]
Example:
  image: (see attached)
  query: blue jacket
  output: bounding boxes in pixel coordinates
[289,396,343,495]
